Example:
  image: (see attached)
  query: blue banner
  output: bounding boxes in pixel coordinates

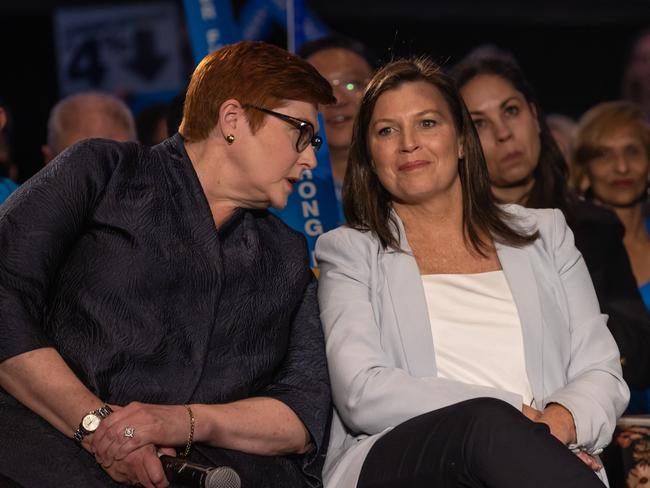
[181,0,240,65]
[183,0,330,60]
[262,0,329,49]
[239,0,274,40]
[272,3,340,267]
[271,113,340,267]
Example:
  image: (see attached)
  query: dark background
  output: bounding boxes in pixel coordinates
[1,0,650,180]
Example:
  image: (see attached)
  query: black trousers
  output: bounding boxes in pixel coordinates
[358,398,604,488]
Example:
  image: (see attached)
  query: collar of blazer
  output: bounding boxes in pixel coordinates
[382,207,546,408]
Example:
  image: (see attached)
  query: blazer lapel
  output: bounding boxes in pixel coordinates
[383,216,437,377]
[496,242,545,407]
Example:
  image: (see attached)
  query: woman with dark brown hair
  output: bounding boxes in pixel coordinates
[454,55,650,393]
[316,57,627,488]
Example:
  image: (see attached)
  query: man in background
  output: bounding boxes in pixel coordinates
[42,91,136,163]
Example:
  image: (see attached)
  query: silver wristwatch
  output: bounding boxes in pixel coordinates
[73,404,113,443]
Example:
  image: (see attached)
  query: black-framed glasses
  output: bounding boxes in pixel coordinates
[246,105,323,153]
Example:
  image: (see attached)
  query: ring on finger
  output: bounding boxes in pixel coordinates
[123,426,136,438]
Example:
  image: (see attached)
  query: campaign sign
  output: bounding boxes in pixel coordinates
[271,113,340,268]
[183,0,329,65]
[54,3,184,96]
[181,0,240,65]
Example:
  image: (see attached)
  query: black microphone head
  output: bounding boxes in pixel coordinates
[205,466,241,488]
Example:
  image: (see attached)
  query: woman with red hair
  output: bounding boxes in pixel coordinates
[0,41,334,488]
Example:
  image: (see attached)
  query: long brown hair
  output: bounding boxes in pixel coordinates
[452,56,575,221]
[343,57,538,252]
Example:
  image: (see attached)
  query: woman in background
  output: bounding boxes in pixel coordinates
[573,99,650,488]
[454,56,650,392]
[573,100,650,413]
[574,101,650,311]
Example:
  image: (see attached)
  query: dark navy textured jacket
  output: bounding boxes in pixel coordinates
[0,134,330,487]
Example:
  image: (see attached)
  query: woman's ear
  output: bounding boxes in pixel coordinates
[217,99,244,142]
[457,137,465,160]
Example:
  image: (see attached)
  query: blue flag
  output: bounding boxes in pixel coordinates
[271,113,340,267]
[181,0,240,65]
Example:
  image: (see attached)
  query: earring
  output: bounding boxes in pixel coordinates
[225,134,235,144]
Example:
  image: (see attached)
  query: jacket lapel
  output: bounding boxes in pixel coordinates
[382,210,545,402]
[383,216,437,377]
[496,242,545,408]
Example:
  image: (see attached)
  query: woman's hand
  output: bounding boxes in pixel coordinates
[537,403,577,445]
[522,404,542,421]
[99,443,175,488]
[523,403,598,471]
[90,402,189,467]
[523,403,576,445]
[575,450,601,472]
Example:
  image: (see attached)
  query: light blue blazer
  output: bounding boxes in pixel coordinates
[315,205,629,488]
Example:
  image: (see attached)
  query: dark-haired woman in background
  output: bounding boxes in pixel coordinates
[316,57,627,488]
[454,55,650,392]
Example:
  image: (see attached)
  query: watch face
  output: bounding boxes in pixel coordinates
[81,413,101,432]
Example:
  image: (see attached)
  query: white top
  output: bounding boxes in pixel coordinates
[421,270,533,405]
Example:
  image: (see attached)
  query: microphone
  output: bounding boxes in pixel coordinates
[159,455,241,488]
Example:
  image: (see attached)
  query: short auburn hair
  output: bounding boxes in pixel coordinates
[180,41,335,141]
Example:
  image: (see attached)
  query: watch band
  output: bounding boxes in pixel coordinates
[73,404,113,443]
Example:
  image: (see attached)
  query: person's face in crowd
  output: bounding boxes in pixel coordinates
[59,126,133,151]
[307,48,372,150]
[585,125,650,207]
[625,33,650,100]
[368,81,464,206]
[43,115,135,163]
[237,99,319,209]
[460,74,541,189]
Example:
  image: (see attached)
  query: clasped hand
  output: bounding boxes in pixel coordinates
[522,404,601,472]
[87,402,188,487]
